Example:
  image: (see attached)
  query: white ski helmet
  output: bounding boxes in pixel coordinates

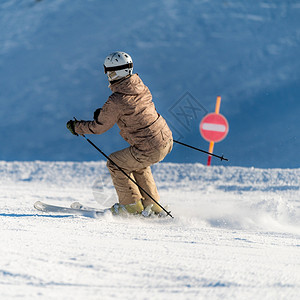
[103,51,133,81]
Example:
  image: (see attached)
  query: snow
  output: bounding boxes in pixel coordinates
[1,161,300,299]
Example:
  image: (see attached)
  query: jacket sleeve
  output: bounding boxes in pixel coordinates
[74,95,120,135]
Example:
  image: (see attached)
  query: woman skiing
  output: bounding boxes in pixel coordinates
[67,51,173,215]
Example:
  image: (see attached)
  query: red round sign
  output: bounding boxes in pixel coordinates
[200,113,229,142]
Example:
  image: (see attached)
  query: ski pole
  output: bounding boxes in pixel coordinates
[80,134,174,218]
[173,140,228,161]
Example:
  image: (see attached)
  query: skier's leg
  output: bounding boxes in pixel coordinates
[132,167,161,213]
[107,147,145,207]
[131,140,173,213]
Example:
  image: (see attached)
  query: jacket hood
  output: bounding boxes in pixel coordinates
[109,74,145,95]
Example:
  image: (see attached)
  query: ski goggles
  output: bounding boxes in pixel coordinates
[103,62,133,74]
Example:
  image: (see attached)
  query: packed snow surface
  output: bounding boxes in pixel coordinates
[1,161,299,299]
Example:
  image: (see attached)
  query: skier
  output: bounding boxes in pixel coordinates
[66,51,173,216]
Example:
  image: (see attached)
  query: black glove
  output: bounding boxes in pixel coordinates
[66,120,78,136]
[94,108,101,121]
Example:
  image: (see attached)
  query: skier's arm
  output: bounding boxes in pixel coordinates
[74,96,119,135]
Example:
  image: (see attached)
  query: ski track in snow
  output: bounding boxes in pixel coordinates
[0,161,300,299]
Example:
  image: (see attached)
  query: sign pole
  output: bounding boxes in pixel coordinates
[207,141,214,166]
[207,96,222,166]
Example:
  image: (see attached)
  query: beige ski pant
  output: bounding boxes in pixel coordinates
[107,139,173,210]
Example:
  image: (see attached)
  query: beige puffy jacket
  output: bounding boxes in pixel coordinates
[74,74,173,152]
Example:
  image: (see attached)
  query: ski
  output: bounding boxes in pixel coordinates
[34,201,110,218]
[70,201,170,218]
[70,201,100,211]
[34,201,169,219]
[70,201,169,218]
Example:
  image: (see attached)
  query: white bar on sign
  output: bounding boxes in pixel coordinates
[202,123,226,132]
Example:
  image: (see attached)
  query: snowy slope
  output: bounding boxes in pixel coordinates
[0,0,300,167]
[1,161,300,299]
